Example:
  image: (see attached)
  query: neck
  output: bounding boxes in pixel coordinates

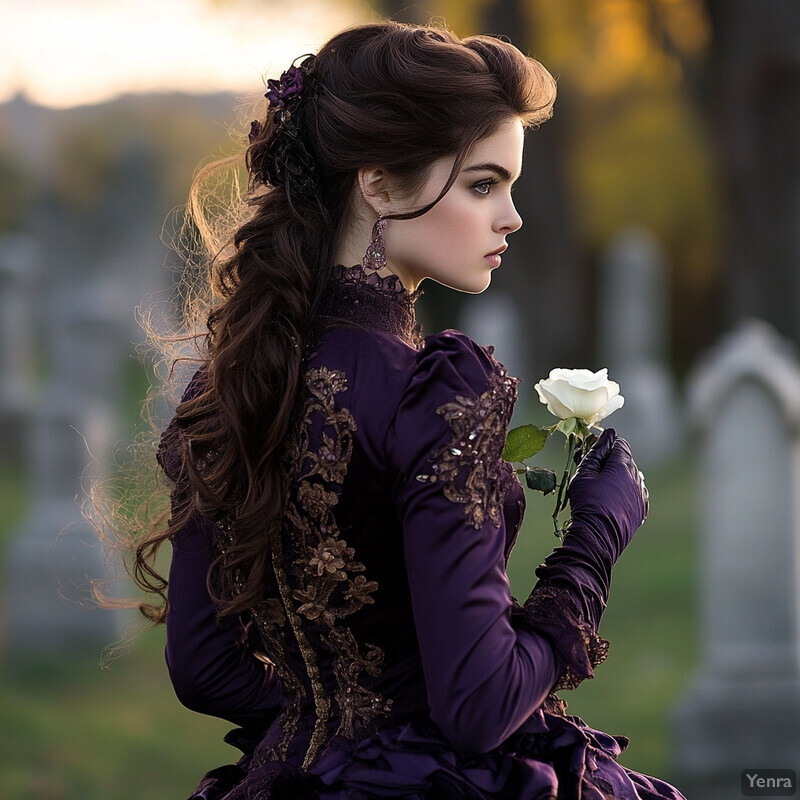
[334,218,420,294]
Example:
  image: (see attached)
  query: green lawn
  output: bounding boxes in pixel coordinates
[0,453,698,798]
[0,634,235,800]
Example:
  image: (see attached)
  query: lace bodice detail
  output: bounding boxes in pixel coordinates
[315,264,424,348]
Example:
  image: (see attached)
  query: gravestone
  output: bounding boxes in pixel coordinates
[459,290,526,385]
[0,234,41,459]
[599,227,680,465]
[4,278,129,659]
[673,319,800,799]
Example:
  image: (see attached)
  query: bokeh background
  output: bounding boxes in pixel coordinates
[1,1,798,797]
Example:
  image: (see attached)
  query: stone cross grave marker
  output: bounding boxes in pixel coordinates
[673,319,800,799]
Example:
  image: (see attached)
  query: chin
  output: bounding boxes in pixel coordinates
[465,274,493,294]
[429,270,493,295]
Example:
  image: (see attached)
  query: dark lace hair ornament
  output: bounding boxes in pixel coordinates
[248,54,320,203]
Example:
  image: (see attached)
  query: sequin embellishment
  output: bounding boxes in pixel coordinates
[420,351,520,529]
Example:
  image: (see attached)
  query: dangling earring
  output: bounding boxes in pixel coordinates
[362,216,387,273]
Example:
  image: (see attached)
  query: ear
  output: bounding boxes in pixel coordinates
[357,166,393,216]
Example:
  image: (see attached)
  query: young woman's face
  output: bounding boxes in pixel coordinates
[383,117,524,294]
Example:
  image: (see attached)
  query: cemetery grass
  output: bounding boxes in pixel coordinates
[0,458,697,798]
[0,461,235,800]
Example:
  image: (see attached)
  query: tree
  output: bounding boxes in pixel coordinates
[481,0,590,375]
[647,0,800,342]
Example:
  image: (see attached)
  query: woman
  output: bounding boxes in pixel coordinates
[152,20,686,800]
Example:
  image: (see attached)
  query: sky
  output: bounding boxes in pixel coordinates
[1,0,359,109]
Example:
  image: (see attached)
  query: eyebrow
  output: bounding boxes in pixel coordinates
[462,162,520,182]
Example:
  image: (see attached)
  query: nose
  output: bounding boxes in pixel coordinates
[495,198,523,234]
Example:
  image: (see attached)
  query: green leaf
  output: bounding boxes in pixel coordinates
[555,417,580,438]
[503,424,549,462]
[525,466,558,495]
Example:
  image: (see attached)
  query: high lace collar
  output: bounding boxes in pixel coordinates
[315,263,424,348]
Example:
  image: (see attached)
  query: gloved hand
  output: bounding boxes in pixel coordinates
[567,428,648,561]
[533,428,648,628]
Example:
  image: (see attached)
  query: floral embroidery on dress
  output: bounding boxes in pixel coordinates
[213,521,308,764]
[249,365,392,769]
[424,351,520,529]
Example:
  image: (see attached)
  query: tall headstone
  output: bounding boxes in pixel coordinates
[4,278,129,660]
[673,319,800,799]
[0,234,41,459]
[460,290,526,385]
[599,227,680,465]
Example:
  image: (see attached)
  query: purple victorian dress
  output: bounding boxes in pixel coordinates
[159,264,686,800]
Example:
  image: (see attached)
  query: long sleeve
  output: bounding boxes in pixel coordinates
[165,510,284,729]
[158,378,283,730]
[386,332,559,757]
[516,430,648,694]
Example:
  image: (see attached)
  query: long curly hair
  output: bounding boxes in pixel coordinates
[97,20,556,624]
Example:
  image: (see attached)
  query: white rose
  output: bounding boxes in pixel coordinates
[535,368,624,428]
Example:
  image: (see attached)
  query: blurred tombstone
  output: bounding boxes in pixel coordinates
[599,227,680,465]
[459,290,526,384]
[4,277,130,659]
[99,141,168,303]
[0,233,41,460]
[673,319,800,799]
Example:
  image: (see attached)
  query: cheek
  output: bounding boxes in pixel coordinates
[422,199,479,252]
[387,211,449,258]
[384,195,486,280]
[412,215,471,270]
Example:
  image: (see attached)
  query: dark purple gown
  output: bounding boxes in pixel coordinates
[160,264,686,799]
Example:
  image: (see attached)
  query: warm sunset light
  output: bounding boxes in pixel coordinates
[1,0,358,109]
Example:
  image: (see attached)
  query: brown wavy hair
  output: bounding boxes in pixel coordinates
[102,20,556,624]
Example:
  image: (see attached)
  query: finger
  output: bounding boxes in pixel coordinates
[575,428,617,474]
[608,437,640,481]
[573,433,597,465]
[639,469,650,521]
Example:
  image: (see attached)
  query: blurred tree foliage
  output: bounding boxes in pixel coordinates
[0,150,34,231]
[427,0,723,374]
[391,0,800,368]
[0,91,255,287]
[3,0,796,371]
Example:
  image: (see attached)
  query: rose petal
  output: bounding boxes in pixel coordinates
[547,368,602,388]
[538,380,606,423]
[589,393,625,426]
[537,368,624,426]
[535,381,575,420]
[560,385,611,423]
[540,380,587,419]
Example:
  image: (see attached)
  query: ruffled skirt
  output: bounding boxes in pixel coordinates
[188,709,686,800]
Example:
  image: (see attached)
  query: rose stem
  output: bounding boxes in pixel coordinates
[552,433,578,538]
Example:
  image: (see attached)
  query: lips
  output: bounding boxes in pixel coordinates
[484,245,507,269]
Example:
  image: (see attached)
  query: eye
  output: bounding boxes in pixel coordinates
[472,178,497,196]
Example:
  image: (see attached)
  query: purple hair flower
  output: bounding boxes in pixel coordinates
[265,65,305,109]
[248,119,262,144]
[254,54,320,202]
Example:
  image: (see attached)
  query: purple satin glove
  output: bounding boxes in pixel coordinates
[533,429,648,629]
[569,428,648,559]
